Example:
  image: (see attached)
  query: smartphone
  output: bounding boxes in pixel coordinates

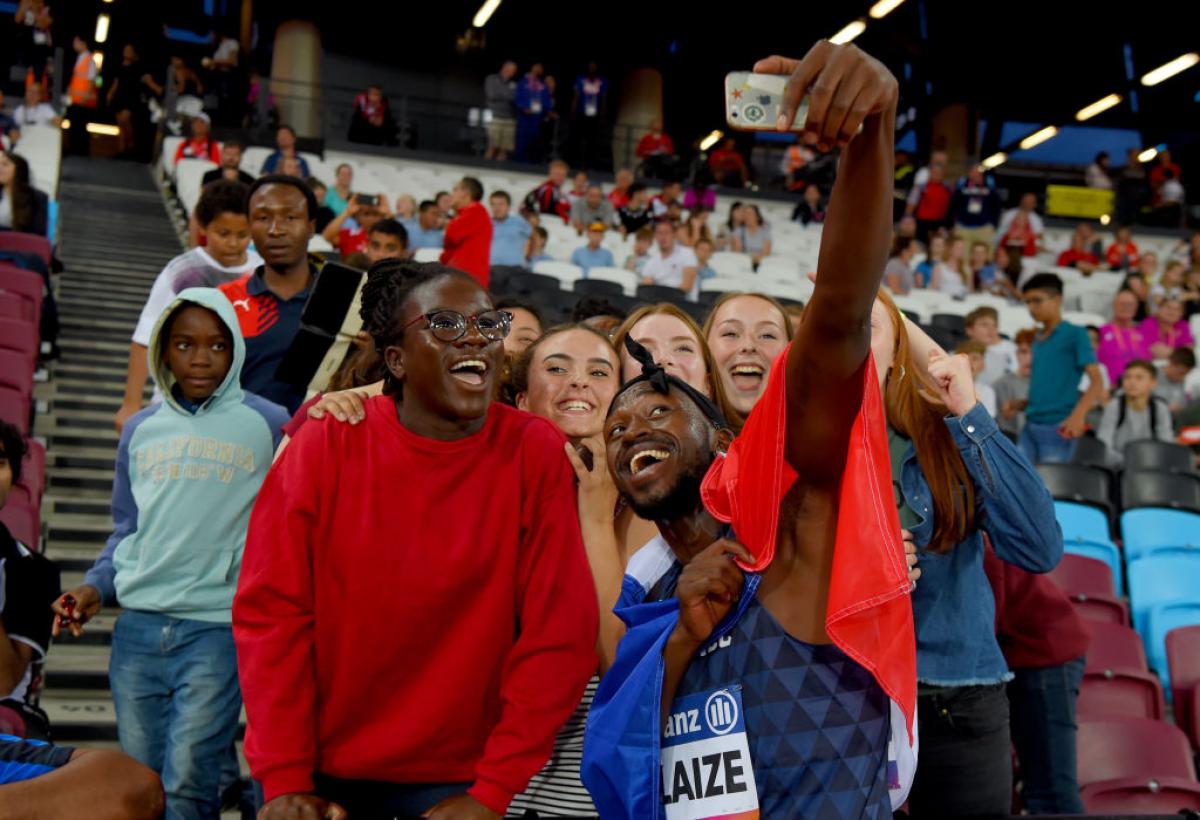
[724,72,809,132]
[58,594,76,629]
[355,193,379,207]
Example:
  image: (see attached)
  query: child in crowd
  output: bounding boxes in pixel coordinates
[1020,274,1106,463]
[915,232,945,287]
[955,339,998,416]
[1150,260,1187,312]
[994,329,1035,441]
[1105,225,1139,271]
[525,226,552,267]
[694,237,717,280]
[568,222,614,275]
[1156,347,1197,413]
[1096,359,1175,467]
[1142,297,1194,359]
[972,242,1021,300]
[117,181,261,432]
[53,290,288,818]
[623,226,653,275]
[964,306,1017,386]
[0,420,60,740]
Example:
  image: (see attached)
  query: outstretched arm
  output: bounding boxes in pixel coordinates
[757,42,898,480]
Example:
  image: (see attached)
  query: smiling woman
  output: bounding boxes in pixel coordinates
[702,292,793,418]
[512,324,619,441]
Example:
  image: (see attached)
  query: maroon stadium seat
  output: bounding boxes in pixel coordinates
[1079,669,1165,719]
[0,388,30,434]
[5,484,33,509]
[0,293,33,323]
[1050,553,1116,598]
[1081,776,1200,813]
[1077,718,1197,787]
[0,317,38,365]
[20,438,44,500]
[0,502,39,550]
[1070,592,1130,625]
[0,349,33,399]
[1085,622,1149,674]
[0,232,52,270]
[0,265,42,327]
[1167,626,1200,746]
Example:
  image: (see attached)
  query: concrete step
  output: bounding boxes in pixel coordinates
[52,394,124,413]
[46,539,108,572]
[49,430,120,449]
[44,643,112,690]
[40,693,119,741]
[58,337,132,355]
[47,513,114,547]
[48,466,116,494]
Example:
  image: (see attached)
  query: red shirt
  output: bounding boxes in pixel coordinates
[174,137,221,165]
[607,187,631,209]
[1105,241,1139,270]
[708,148,747,175]
[1149,161,1182,191]
[1057,247,1099,268]
[234,399,598,813]
[636,132,673,158]
[336,227,367,256]
[1000,224,1038,257]
[914,181,952,221]
[441,201,494,286]
[984,546,1090,669]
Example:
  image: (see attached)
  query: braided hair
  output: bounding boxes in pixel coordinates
[358,259,473,396]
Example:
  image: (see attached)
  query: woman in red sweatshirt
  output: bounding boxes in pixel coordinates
[441,177,494,288]
[234,259,598,820]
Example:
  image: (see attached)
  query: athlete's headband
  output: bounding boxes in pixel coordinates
[609,334,727,428]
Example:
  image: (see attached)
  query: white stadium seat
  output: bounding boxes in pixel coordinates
[413,247,442,262]
[175,158,217,215]
[585,267,640,296]
[533,260,584,287]
[710,251,753,277]
[700,275,755,294]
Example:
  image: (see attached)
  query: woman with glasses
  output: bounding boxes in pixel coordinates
[235,260,599,820]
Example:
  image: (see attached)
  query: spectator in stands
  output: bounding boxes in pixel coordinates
[571,62,608,170]
[994,328,1034,441]
[0,153,48,236]
[1148,148,1182,197]
[964,306,1017,387]
[731,204,772,268]
[366,219,408,265]
[408,200,445,250]
[1095,290,1151,385]
[514,63,552,162]
[569,185,615,235]
[200,138,253,186]
[12,84,59,133]
[1020,273,1106,462]
[997,209,1038,259]
[172,112,220,166]
[219,175,319,413]
[525,226,551,267]
[792,182,826,226]
[235,261,597,820]
[117,182,261,431]
[13,0,53,85]
[930,235,970,297]
[484,60,518,161]
[440,177,493,286]
[641,219,699,301]
[1096,359,1174,466]
[693,237,718,282]
[707,138,748,188]
[884,235,919,294]
[1115,148,1147,226]
[1055,226,1100,273]
[607,168,633,209]
[623,226,653,275]
[914,231,943,287]
[324,164,354,218]
[1142,296,1194,359]
[649,180,681,219]
[677,206,712,248]
[906,156,952,241]
[616,183,652,236]
[970,241,1017,299]
[702,292,791,416]
[103,44,147,155]
[682,171,717,212]
[715,201,745,250]
[493,298,543,356]
[569,222,614,275]
[954,339,998,416]
[1085,151,1112,189]
[63,35,99,154]
[489,190,531,267]
[0,421,58,739]
[997,192,1044,252]
[565,171,589,207]
[1152,168,1185,227]
[348,84,397,146]
[260,125,309,176]
[1157,347,1196,413]
[1105,224,1139,271]
[55,289,287,818]
[634,118,676,179]
[1152,259,1187,311]
[1121,270,1152,321]
[950,164,1001,247]
[305,179,337,234]
[983,548,1089,815]
[780,132,818,192]
[0,734,162,818]
[524,159,571,222]
[322,193,393,257]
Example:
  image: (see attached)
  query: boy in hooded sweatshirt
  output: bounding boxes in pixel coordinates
[52,288,288,820]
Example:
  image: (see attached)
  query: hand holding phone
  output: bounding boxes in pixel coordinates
[355,193,379,208]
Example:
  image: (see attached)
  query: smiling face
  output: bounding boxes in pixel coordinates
[706,295,788,415]
[517,328,618,439]
[385,275,505,426]
[164,305,233,404]
[1159,299,1184,326]
[621,313,711,397]
[336,164,353,189]
[503,307,542,355]
[249,184,314,271]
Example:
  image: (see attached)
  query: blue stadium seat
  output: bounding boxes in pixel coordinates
[1064,539,1124,594]
[1127,553,1200,641]
[1056,501,1114,545]
[1121,508,1200,563]
[1145,602,1200,691]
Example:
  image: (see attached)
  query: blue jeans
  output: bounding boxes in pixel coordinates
[1019,421,1078,464]
[109,610,243,820]
[1008,657,1086,815]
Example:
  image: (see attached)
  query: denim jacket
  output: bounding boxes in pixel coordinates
[900,402,1063,686]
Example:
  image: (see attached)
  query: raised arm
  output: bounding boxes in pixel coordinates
[760,42,898,479]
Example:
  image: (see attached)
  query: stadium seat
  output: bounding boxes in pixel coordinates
[21,439,45,501]
[1127,553,1200,639]
[1037,463,1113,517]
[709,252,753,277]
[1071,435,1111,471]
[1123,470,1200,514]
[1167,626,1200,744]
[698,288,728,306]
[0,317,38,366]
[0,293,33,323]
[583,267,639,296]
[1145,602,1200,688]
[0,388,30,434]
[1054,500,1112,543]
[0,502,39,550]
[532,261,584,288]
[636,284,690,305]
[1071,594,1131,626]
[1121,508,1200,562]
[1085,622,1148,674]
[1063,539,1123,592]
[0,233,52,272]
[1124,441,1196,475]
[0,349,33,400]
[413,248,442,263]
[1080,777,1200,813]
[931,313,966,336]
[1078,669,1165,720]
[1050,553,1116,598]
[503,272,561,298]
[0,264,43,327]
[700,276,753,295]
[1076,718,1196,788]
[572,278,624,299]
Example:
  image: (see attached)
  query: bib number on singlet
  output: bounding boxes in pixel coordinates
[661,687,759,819]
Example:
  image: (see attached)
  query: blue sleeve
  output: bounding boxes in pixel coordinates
[582,597,679,820]
[945,403,1063,572]
[514,83,529,110]
[85,410,151,604]
[569,248,582,266]
[604,248,615,266]
[261,153,277,174]
[300,158,311,178]
[0,735,75,784]
[1075,325,1097,367]
[243,392,290,450]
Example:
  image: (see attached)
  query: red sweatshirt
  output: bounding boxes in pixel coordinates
[441,201,494,287]
[233,398,598,813]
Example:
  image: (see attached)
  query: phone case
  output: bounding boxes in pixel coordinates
[724,72,809,132]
